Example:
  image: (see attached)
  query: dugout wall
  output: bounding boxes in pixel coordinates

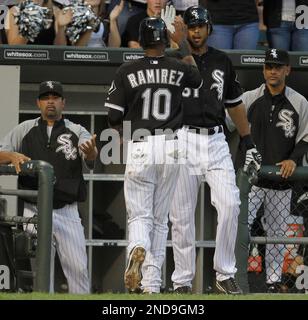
[0,65,20,217]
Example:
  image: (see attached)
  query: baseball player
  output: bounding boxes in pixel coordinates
[238,49,308,292]
[104,17,202,294]
[142,5,262,294]
[0,81,98,293]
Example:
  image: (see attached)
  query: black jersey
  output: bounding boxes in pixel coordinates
[182,46,243,128]
[0,117,94,208]
[105,56,201,134]
[242,84,308,165]
[241,84,308,190]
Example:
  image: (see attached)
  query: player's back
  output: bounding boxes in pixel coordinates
[116,56,201,133]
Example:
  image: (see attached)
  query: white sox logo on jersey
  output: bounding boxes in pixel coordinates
[210,69,224,101]
[56,134,77,160]
[276,109,296,138]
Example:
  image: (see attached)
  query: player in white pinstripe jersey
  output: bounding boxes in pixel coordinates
[141,5,262,294]
[0,81,98,293]
[105,17,202,294]
[172,6,262,295]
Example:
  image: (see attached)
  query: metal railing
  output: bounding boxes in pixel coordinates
[0,160,54,292]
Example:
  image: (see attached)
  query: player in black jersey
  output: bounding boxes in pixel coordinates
[143,5,261,295]
[104,16,202,293]
[237,49,308,292]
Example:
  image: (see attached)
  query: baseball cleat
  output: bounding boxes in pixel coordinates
[174,286,192,294]
[215,278,243,295]
[128,286,143,294]
[142,288,159,294]
[124,246,146,291]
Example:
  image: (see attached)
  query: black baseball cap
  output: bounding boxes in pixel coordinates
[264,48,290,65]
[38,81,64,99]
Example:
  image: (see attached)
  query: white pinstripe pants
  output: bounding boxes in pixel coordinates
[248,186,290,284]
[141,127,240,290]
[23,202,90,294]
[124,136,180,293]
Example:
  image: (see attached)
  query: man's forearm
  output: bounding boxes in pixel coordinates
[54,26,68,45]
[108,19,121,47]
[0,151,13,164]
[290,141,308,162]
[227,103,250,137]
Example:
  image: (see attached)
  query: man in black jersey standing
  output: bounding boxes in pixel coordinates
[237,49,308,292]
[143,5,262,294]
[0,80,98,293]
[104,16,202,294]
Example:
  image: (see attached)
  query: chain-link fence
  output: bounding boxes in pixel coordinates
[245,168,308,293]
[235,166,308,294]
[248,185,307,292]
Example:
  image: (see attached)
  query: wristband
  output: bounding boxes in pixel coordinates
[178,39,191,58]
[241,134,255,150]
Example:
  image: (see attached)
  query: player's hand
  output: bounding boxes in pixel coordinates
[161,4,176,34]
[79,134,98,161]
[9,152,31,174]
[276,159,297,179]
[243,147,262,173]
[170,16,187,45]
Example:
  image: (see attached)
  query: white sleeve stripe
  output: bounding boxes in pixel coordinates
[104,103,125,113]
[224,95,243,104]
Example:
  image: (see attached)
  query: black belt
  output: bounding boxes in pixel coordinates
[188,125,223,135]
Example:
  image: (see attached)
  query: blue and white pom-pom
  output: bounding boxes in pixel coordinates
[65,0,100,45]
[14,0,52,42]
